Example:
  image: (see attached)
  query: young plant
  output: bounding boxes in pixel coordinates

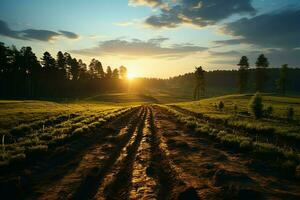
[218,101,224,111]
[249,93,263,119]
[264,105,273,117]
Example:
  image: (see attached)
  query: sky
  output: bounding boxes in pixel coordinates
[0,0,299,78]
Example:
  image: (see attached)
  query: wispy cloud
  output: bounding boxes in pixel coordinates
[71,37,207,59]
[129,0,167,8]
[0,19,79,41]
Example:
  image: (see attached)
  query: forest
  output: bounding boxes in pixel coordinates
[0,42,128,99]
[1,42,300,101]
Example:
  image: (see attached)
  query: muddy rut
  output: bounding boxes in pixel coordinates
[14,105,300,200]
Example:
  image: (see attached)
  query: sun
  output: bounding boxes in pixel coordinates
[127,72,137,80]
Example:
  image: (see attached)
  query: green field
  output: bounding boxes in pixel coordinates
[162,94,300,175]
[0,100,135,169]
[1,93,300,199]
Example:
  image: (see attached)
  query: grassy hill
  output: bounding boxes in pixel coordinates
[172,94,300,120]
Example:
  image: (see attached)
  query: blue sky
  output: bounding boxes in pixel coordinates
[0,0,299,78]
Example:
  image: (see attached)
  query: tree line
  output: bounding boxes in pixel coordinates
[0,42,128,99]
[237,54,289,95]
[192,54,300,99]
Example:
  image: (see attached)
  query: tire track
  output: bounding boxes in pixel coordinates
[148,106,200,200]
[129,107,157,199]
[97,107,148,200]
[152,105,300,200]
[36,107,144,200]
[73,106,147,200]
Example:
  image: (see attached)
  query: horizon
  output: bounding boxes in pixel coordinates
[1,0,300,78]
[1,1,300,198]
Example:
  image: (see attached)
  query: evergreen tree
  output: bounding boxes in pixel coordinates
[106,66,112,79]
[89,58,104,79]
[119,66,128,79]
[70,58,80,81]
[63,52,72,80]
[56,51,67,80]
[41,51,57,96]
[276,64,288,95]
[249,93,263,119]
[9,46,22,97]
[112,68,119,79]
[41,52,56,70]
[0,42,10,97]
[19,47,40,97]
[255,54,269,92]
[193,66,205,100]
[78,59,88,80]
[237,56,249,93]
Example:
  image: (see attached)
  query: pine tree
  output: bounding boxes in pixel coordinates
[237,56,249,93]
[276,64,288,95]
[56,51,67,80]
[193,66,205,100]
[112,68,119,79]
[70,58,80,81]
[19,47,40,97]
[249,93,263,119]
[106,66,112,79]
[89,58,104,79]
[119,66,128,79]
[255,54,269,92]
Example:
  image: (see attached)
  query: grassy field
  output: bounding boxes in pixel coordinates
[85,90,192,104]
[173,94,300,120]
[0,100,135,170]
[164,94,300,176]
[1,93,300,199]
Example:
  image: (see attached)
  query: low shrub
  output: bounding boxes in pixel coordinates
[186,120,198,130]
[72,125,89,135]
[10,124,32,137]
[264,106,273,117]
[218,101,224,111]
[52,127,71,136]
[249,93,263,119]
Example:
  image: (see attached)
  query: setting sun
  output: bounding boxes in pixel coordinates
[127,72,137,80]
[0,1,300,199]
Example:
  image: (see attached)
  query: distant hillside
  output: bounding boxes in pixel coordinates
[167,68,300,95]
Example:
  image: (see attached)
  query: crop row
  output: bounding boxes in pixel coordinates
[0,107,135,171]
[170,105,300,151]
[162,105,300,177]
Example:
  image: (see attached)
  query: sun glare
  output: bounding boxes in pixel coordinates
[127,72,137,80]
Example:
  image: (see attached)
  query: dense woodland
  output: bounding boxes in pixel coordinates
[169,68,300,94]
[170,54,300,98]
[0,41,299,100]
[0,42,128,99]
